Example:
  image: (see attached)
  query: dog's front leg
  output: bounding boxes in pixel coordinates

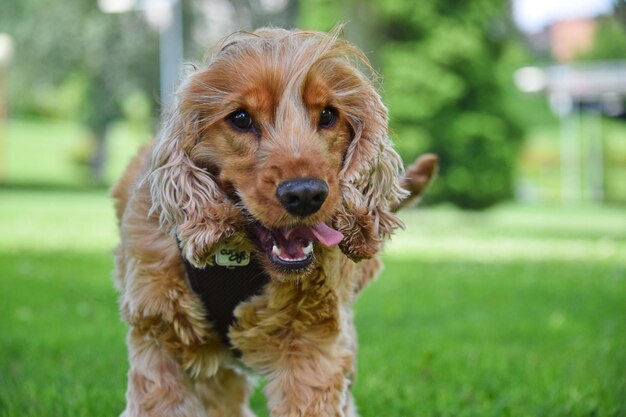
[263,341,351,417]
[121,327,206,417]
[232,278,356,417]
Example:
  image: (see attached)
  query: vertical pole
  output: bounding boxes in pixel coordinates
[555,92,581,204]
[0,69,6,183]
[571,102,582,203]
[559,99,582,204]
[559,112,570,203]
[0,34,12,184]
[586,107,604,203]
[159,0,183,112]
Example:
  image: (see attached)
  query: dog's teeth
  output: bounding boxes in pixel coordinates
[272,242,313,263]
[303,241,314,255]
[285,256,304,262]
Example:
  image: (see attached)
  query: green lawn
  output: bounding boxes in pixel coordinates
[0,118,149,188]
[1,189,624,416]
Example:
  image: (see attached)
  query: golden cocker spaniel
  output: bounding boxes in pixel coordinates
[112,27,437,417]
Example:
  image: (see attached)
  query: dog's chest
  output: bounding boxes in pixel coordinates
[181,249,270,347]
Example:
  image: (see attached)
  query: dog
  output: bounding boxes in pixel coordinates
[112,27,437,417]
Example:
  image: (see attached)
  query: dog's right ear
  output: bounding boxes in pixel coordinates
[148,91,243,268]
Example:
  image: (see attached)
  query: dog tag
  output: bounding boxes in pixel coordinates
[214,244,251,268]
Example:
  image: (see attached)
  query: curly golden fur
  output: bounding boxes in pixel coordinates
[112,27,437,417]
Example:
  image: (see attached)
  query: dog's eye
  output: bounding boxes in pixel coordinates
[318,107,337,129]
[228,110,254,131]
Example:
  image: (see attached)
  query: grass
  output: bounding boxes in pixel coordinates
[357,259,625,416]
[0,190,125,416]
[0,118,88,188]
[0,189,624,417]
[0,118,149,188]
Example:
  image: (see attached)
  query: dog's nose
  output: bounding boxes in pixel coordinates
[276,178,328,217]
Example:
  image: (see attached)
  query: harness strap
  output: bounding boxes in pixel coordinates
[179,245,271,349]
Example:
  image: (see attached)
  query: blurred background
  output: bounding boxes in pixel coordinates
[0,1,624,416]
[1,0,626,205]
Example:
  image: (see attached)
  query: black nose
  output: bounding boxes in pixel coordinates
[276,178,329,217]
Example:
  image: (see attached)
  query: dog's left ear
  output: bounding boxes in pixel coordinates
[334,86,408,261]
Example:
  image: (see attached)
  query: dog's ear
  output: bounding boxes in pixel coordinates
[148,86,243,268]
[393,153,439,212]
[334,86,408,261]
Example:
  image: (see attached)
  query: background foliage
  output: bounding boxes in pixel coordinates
[378,1,525,208]
[1,0,531,208]
[0,0,159,180]
[1,0,626,204]
[0,0,626,205]
[299,0,527,208]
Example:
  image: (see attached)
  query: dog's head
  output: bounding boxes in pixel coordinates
[149,27,407,276]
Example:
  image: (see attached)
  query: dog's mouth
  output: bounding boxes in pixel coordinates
[248,222,343,272]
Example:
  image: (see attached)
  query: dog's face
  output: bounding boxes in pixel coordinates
[150,28,407,276]
[186,44,356,274]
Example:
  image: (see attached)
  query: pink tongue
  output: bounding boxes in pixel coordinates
[310,223,344,247]
[282,223,344,247]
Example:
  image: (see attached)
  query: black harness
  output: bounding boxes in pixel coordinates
[180,245,271,348]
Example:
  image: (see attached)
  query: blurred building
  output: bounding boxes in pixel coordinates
[550,18,596,63]
[515,12,626,204]
[524,18,597,63]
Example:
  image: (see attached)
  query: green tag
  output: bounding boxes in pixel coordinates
[214,244,251,268]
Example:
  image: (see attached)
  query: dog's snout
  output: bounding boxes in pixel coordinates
[276,178,328,217]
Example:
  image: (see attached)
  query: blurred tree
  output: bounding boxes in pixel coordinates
[300,0,525,209]
[615,0,626,26]
[580,15,626,60]
[81,11,160,182]
[1,0,304,182]
[0,0,159,183]
[2,0,524,203]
